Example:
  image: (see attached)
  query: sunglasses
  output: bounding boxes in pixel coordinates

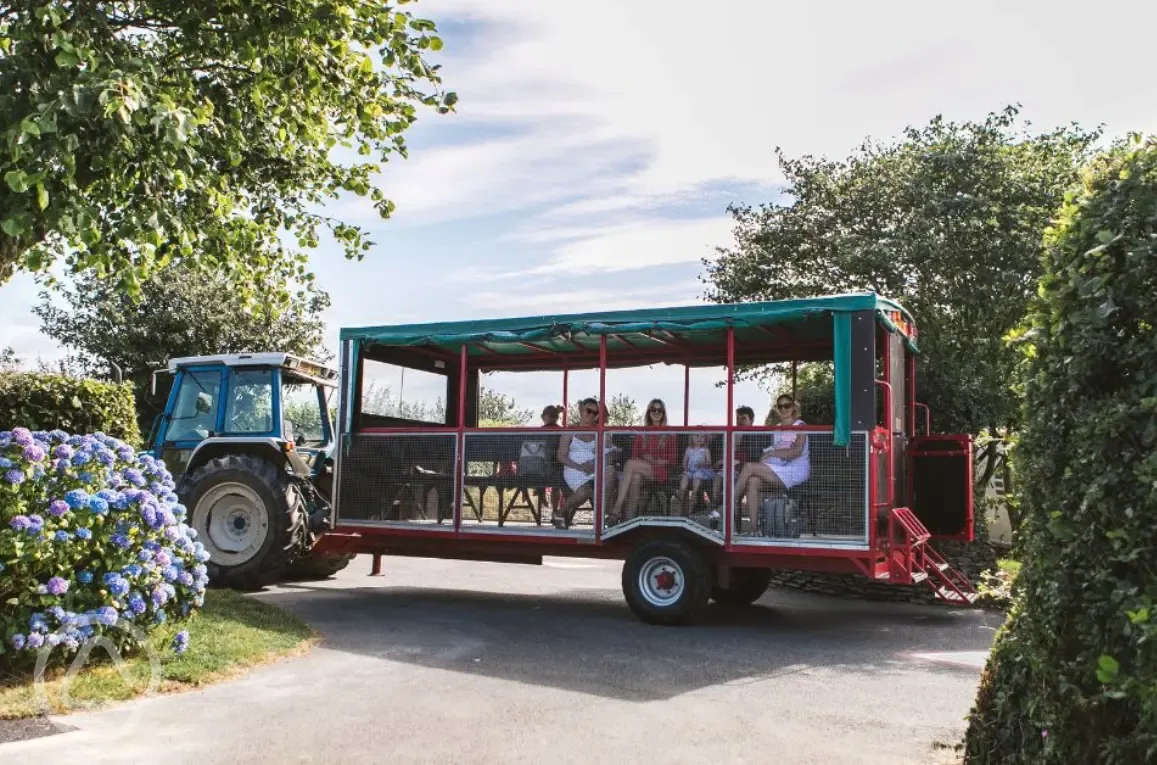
[583,408,599,417]
[777,403,794,410]
[648,407,665,414]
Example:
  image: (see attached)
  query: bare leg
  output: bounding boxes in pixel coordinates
[675,475,690,516]
[625,473,644,519]
[559,482,592,527]
[690,478,702,514]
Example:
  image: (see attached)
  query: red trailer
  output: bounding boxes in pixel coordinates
[315,292,977,624]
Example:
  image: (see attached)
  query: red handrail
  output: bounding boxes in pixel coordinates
[915,403,931,435]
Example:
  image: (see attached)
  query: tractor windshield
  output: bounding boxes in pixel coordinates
[282,375,329,447]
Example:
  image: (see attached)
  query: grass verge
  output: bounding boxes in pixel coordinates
[0,590,317,719]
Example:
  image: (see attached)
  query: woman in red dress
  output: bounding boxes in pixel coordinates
[607,398,676,523]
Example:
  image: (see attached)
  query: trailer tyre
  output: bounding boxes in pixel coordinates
[183,454,306,591]
[622,539,711,626]
[710,567,773,606]
[285,552,356,580]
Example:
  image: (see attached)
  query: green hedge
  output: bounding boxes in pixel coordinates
[964,138,1157,764]
[0,373,142,447]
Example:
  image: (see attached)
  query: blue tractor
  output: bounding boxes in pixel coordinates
[146,353,353,588]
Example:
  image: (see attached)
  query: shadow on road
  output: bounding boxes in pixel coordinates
[256,582,999,702]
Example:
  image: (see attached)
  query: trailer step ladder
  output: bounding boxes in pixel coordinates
[883,507,978,605]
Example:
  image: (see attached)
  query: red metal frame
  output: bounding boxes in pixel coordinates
[915,403,931,435]
[561,368,569,426]
[725,327,735,547]
[683,365,690,426]
[455,344,468,533]
[596,335,607,540]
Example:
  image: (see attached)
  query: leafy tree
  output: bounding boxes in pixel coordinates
[0,1,455,293]
[964,137,1157,764]
[704,106,1099,443]
[33,262,329,434]
[567,394,640,427]
[478,388,533,426]
[0,347,17,373]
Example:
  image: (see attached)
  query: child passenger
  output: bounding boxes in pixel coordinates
[676,431,714,515]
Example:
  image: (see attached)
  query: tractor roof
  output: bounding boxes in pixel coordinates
[167,353,337,385]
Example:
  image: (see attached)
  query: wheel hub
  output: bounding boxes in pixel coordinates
[638,556,685,608]
[191,482,271,567]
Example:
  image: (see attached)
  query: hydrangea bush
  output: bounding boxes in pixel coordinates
[0,427,209,663]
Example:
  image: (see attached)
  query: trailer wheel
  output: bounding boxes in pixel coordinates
[285,552,356,580]
[184,454,306,591]
[710,567,773,606]
[622,539,711,625]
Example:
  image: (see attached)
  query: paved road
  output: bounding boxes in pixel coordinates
[2,555,999,764]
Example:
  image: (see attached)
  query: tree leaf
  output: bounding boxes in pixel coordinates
[4,170,29,194]
[54,49,80,68]
[1096,654,1119,684]
[36,184,49,211]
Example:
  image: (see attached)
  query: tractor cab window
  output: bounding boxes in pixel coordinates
[224,369,274,434]
[163,371,222,442]
[282,377,329,446]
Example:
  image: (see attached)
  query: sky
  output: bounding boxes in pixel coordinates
[2,0,1156,424]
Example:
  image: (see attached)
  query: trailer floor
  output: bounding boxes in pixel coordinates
[0,555,999,764]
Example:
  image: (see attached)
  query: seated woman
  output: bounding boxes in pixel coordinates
[734,395,810,534]
[607,398,676,523]
[554,398,618,529]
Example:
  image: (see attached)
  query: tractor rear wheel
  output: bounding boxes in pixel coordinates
[285,551,356,580]
[183,454,307,590]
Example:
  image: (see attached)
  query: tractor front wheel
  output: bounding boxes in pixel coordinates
[184,454,306,590]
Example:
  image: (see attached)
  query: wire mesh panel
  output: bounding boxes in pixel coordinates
[602,429,726,537]
[336,432,458,526]
[461,430,561,530]
[730,430,868,545]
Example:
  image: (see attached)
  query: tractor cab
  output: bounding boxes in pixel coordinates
[149,352,337,479]
[148,353,351,588]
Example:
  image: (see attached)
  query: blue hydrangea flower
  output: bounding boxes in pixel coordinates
[122,563,143,578]
[96,606,119,625]
[116,446,135,461]
[4,469,25,485]
[89,497,110,515]
[23,444,46,462]
[0,457,11,468]
[79,471,96,485]
[54,530,72,543]
[70,451,90,466]
[53,444,74,460]
[155,550,172,567]
[77,570,93,584]
[151,587,168,607]
[48,499,69,517]
[26,633,45,650]
[154,610,167,625]
[29,613,47,631]
[178,571,195,587]
[10,634,26,651]
[8,515,31,531]
[45,633,61,647]
[96,450,116,466]
[124,468,146,487]
[26,514,44,534]
[46,577,69,595]
[110,533,131,549]
[48,429,68,442]
[11,427,33,447]
[172,630,190,654]
[162,566,179,583]
[75,527,92,540]
[107,576,130,596]
[65,489,90,509]
[47,606,65,621]
[128,593,147,616]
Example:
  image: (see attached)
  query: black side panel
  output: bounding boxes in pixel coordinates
[849,311,875,431]
[910,435,973,540]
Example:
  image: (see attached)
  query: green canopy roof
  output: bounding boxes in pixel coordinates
[340,292,917,360]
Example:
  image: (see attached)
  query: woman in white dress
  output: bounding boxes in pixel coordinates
[554,398,618,528]
[734,395,810,534]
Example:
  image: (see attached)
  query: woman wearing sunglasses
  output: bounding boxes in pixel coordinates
[607,398,676,524]
[734,394,810,534]
[554,398,618,528]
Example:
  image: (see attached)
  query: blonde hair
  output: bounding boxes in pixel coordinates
[766,395,800,425]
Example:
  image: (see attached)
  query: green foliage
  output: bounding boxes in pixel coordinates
[0,1,455,294]
[964,136,1157,765]
[704,105,1100,436]
[478,388,534,426]
[566,394,641,427]
[34,263,330,437]
[0,373,141,446]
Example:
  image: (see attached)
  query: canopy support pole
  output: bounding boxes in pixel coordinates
[683,365,690,426]
[596,336,607,539]
[455,344,468,532]
[791,360,798,401]
[725,326,735,546]
[561,368,569,426]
